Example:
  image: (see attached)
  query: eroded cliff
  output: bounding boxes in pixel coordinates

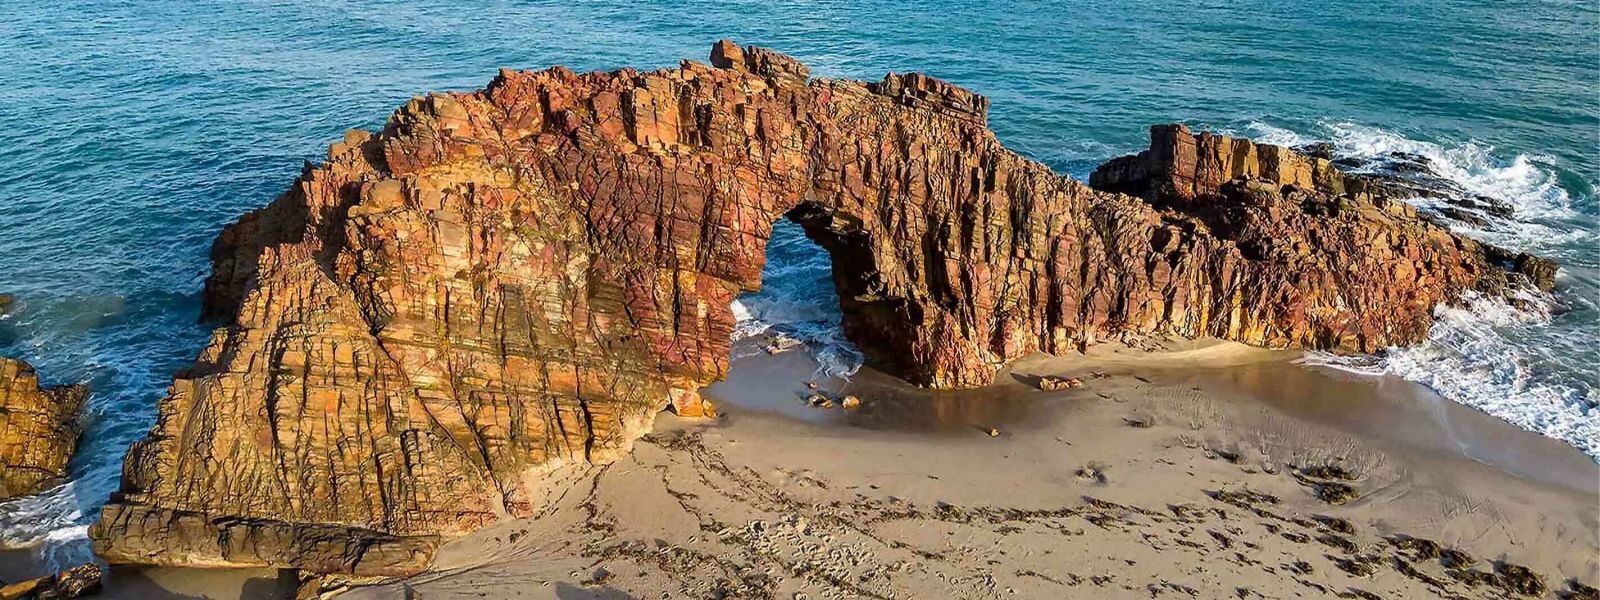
[90,41,1552,575]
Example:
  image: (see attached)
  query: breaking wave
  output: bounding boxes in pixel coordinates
[1301,292,1598,459]
[730,220,865,381]
[1248,121,1599,460]
[1244,121,1598,253]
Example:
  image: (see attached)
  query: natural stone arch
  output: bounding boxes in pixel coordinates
[90,40,1546,575]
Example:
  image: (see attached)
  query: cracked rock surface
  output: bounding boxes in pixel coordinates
[0,358,86,501]
[89,40,1554,575]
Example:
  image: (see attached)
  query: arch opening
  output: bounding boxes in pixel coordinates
[727,216,863,384]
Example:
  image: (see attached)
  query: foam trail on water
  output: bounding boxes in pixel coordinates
[0,482,97,571]
[0,484,82,546]
[1301,292,1598,459]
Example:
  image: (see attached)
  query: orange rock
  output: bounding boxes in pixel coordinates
[0,358,86,501]
[91,40,1554,577]
[1037,376,1083,391]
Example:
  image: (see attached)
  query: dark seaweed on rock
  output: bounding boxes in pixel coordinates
[1388,536,1442,561]
[1496,563,1547,597]
[1297,464,1357,481]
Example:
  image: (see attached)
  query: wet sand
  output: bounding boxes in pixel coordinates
[333,338,1597,599]
[28,338,1600,599]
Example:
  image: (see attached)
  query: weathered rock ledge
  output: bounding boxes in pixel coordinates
[1090,124,1557,296]
[1,358,87,501]
[89,41,1554,575]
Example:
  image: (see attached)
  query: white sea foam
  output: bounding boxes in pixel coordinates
[1301,292,1598,459]
[0,480,96,568]
[0,484,82,547]
[1245,121,1598,253]
[1250,122,1599,460]
[730,220,865,381]
[730,295,864,381]
[1247,121,1573,214]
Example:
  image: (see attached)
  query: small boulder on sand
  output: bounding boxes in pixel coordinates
[1037,376,1083,391]
[764,337,803,355]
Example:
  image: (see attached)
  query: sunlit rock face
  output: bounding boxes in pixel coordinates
[0,358,86,501]
[1090,123,1557,303]
[90,41,1548,575]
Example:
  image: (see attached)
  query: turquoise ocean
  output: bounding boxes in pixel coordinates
[0,0,1595,570]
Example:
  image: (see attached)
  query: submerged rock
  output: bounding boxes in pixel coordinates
[0,358,87,501]
[90,41,1558,575]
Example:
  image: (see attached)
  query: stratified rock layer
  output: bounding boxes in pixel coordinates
[1090,124,1557,297]
[91,41,1551,575]
[0,358,86,501]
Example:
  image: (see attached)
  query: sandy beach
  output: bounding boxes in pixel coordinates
[98,337,1597,599]
[1,2,1596,599]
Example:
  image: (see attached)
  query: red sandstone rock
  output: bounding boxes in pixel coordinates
[90,41,1552,575]
[1,358,86,501]
[1090,124,1557,298]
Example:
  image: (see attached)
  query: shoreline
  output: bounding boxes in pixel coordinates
[51,338,1600,598]
[351,339,1596,599]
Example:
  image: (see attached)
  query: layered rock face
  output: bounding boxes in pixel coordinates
[0,563,102,599]
[91,41,1551,575]
[0,358,86,501]
[1090,124,1557,299]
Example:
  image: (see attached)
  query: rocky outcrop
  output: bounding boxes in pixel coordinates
[0,563,103,600]
[0,359,86,501]
[90,41,1552,575]
[1090,124,1557,296]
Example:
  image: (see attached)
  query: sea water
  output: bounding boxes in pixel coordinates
[0,0,1594,569]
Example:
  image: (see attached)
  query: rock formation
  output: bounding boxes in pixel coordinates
[0,358,87,501]
[1090,124,1557,297]
[90,41,1554,575]
[0,563,102,600]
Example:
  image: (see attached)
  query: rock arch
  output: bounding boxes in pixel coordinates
[90,41,1546,575]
